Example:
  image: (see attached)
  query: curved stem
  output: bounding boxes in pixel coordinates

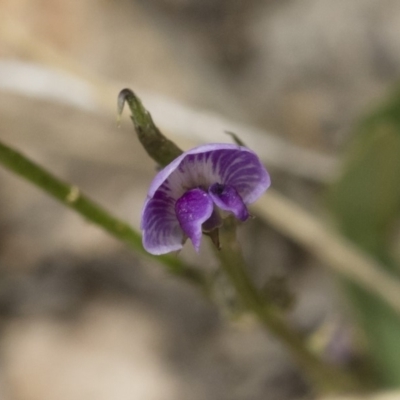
[0,138,358,393]
[0,139,207,289]
[213,218,360,394]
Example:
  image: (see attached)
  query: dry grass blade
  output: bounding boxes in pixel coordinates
[2,16,399,316]
[0,16,336,183]
[253,190,400,316]
[321,390,400,400]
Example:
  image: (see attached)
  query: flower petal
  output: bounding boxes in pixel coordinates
[146,144,270,205]
[209,183,250,221]
[141,191,184,255]
[175,188,214,252]
[146,144,236,198]
[148,143,269,198]
[141,144,271,255]
[213,149,271,204]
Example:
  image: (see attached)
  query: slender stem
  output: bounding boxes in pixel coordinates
[0,139,207,289]
[214,218,360,394]
[0,139,357,393]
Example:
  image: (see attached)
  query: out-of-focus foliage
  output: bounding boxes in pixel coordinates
[329,88,400,387]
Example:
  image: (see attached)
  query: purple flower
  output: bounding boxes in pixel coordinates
[141,143,271,255]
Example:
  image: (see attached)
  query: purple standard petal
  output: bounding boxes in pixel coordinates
[145,143,270,204]
[209,183,250,221]
[175,188,213,252]
[141,190,184,255]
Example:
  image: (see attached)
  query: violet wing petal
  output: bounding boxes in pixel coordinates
[209,183,250,221]
[141,191,184,255]
[175,188,214,252]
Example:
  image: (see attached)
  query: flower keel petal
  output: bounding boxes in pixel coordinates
[209,183,250,221]
[175,188,214,252]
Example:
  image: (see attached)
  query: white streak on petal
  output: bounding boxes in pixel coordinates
[141,196,184,255]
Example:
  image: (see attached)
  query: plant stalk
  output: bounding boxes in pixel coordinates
[0,139,206,289]
[214,218,360,394]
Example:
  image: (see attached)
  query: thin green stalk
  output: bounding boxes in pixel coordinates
[0,139,207,289]
[213,218,360,394]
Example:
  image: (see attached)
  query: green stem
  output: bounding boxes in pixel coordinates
[214,218,360,394]
[0,133,357,393]
[0,139,207,289]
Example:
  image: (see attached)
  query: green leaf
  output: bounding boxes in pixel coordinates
[118,88,183,167]
[328,87,400,387]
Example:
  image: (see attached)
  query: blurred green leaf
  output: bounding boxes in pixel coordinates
[117,88,183,167]
[329,88,400,387]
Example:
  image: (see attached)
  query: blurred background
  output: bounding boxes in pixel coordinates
[0,0,400,399]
